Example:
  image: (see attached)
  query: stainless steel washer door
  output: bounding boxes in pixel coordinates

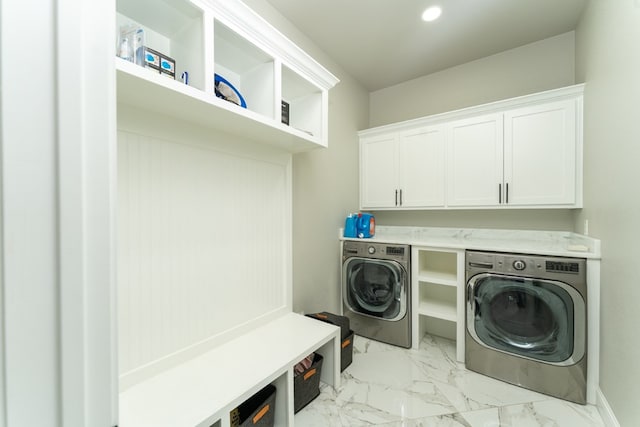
[343,257,407,321]
[467,273,586,366]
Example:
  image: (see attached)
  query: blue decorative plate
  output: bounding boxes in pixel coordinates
[214,74,247,108]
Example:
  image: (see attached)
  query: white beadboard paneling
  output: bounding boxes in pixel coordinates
[118,128,289,375]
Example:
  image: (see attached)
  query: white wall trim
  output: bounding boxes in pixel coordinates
[586,258,601,404]
[2,0,61,424]
[284,155,294,312]
[57,1,88,426]
[197,0,339,90]
[597,388,620,427]
[55,0,117,427]
[57,0,117,425]
[0,0,6,414]
[0,79,6,427]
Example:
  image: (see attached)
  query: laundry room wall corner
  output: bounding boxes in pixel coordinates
[238,0,371,315]
[574,1,640,425]
[291,76,369,314]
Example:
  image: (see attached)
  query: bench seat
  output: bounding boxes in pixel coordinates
[119,312,341,427]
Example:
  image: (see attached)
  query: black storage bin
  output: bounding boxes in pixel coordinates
[307,312,350,340]
[341,330,354,372]
[293,353,323,413]
[307,312,354,371]
[230,384,276,427]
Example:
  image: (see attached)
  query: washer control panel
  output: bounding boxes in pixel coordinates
[342,240,410,265]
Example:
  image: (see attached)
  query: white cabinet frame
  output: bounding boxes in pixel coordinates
[116,0,339,152]
[411,247,465,362]
[359,84,584,210]
[503,99,578,206]
[360,125,446,209]
[447,114,504,207]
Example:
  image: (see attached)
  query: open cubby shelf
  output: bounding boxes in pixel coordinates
[418,281,457,321]
[115,0,338,152]
[412,247,465,362]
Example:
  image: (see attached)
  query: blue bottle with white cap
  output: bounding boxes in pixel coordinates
[344,213,357,238]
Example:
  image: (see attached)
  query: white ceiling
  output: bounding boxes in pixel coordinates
[263,0,588,91]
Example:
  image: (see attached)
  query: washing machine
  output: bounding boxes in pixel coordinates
[465,250,587,404]
[342,240,411,348]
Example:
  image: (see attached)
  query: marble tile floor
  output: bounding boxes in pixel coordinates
[295,334,605,427]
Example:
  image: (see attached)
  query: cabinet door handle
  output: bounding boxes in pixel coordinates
[399,189,403,206]
[395,189,398,206]
[506,183,509,204]
[498,183,502,204]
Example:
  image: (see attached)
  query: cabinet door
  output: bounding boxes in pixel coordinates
[360,134,399,208]
[504,99,577,206]
[447,114,504,207]
[398,126,445,208]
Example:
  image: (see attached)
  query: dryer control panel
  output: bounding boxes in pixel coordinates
[466,250,586,284]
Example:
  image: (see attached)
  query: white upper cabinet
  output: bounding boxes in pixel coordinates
[503,99,577,206]
[359,84,584,210]
[448,100,578,208]
[360,134,399,208]
[447,114,504,207]
[115,0,338,152]
[360,125,446,209]
[399,127,446,208]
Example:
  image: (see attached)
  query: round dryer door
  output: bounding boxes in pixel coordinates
[467,273,586,365]
[343,258,407,321]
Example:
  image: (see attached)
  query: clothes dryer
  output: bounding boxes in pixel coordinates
[342,241,411,348]
[466,250,587,404]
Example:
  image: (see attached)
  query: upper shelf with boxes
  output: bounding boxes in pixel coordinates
[115,0,339,152]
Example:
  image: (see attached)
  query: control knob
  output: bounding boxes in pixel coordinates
[368,246,376,255]
[513,260,526,271]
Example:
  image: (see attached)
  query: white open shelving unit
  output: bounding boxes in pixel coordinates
[114,0,340,426]
[115,0,338,153]
[412,247,466,361]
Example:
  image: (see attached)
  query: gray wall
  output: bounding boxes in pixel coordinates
[370,32,576,127]
[369,32,578,232]
[575,1,640,424]
[291,78,369,314]
[240,0,369,314]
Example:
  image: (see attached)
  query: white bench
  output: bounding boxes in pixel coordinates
[118,312,341,427]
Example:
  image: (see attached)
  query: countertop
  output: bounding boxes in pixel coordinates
[340,226,601,259]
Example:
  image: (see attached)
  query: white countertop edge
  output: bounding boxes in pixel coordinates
[338,226,601,259]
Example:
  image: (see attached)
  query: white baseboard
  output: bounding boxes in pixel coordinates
[597,388,620,427]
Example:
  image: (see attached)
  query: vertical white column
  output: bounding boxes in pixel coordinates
[1,0,61,424]
[57,0,118,424]
[0,0,117,425]
[204,10,215,94]
[456,250,466,362]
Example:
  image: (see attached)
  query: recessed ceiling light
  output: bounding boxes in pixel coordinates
[421,6,442,22]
